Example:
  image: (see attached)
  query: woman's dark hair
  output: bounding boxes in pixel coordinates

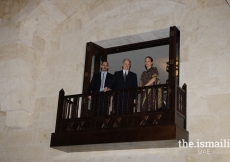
[145,56,153,69]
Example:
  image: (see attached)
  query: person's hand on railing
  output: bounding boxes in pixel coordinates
[88,96,91,100]
[134,99,136,104]
[104,87,111,92]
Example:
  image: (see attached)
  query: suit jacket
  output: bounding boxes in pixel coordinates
[87,72,114,94]
[109,70,138,90]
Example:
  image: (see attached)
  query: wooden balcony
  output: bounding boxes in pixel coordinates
[50,84,188,152]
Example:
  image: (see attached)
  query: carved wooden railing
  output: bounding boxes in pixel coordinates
[51,83,188,148]
[54,84,188,133]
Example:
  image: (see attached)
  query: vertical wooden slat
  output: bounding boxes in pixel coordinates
[92,94,96,116]
[72,97,76,118]
[103,92,106,115]
[182,84,187,129]
[127,90,130,113]
[63,99,68,119]
[89,95,92,117]
[145,87,148,111]
[161,85,164,109]
[156,87,158,111]
[76,96,79,118]
[67,98,71,119]
[155,86,157,111]
[62,100,65,119]
[85,96,89,117]
[121,90,124,114]
[117,91,120,114]
[107,92,110,115]
[97,93,101,116]
[135,89,138,113]
[112,92,115,115]
[140,89,143,112]
[79,95,84,117]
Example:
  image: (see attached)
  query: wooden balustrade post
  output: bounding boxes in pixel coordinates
[168,79,177,124]
[128,88,134,127]
[92,93,96,117]
[135,89,139,113]
[182,83,187,129]
[107,92,111,115]
[129,88,134,114]
[55,89,65,133]
[156,86,159,111]
[81,95,88,117]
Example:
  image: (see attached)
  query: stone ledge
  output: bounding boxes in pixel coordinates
[52,140,179,152]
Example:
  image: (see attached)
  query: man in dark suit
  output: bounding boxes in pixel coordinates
[88,61,113,116]
[105,59,137,114]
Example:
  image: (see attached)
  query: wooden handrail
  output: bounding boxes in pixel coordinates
[54,83,187,132]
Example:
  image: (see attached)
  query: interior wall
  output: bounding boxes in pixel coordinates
[107,45,169,83]
[0,0,230,162]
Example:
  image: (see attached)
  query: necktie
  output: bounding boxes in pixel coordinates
[101,73,105,90]
[124,71,127,82]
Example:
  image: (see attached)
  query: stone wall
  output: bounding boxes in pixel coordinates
[0,0,230,161]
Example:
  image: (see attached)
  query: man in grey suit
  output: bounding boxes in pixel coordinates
[88,61,113,116]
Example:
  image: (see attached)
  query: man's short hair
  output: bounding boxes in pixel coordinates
[101,61,109,65]
[122,59,131,65]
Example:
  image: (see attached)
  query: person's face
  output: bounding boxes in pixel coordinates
[101,62,108,72]
[122,60,130,71]
[145,58,153,69]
